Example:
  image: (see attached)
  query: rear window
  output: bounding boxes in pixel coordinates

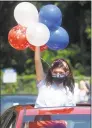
[22,114,91,128]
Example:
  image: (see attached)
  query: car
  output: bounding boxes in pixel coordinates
[0,95,37,114]
[1,103,91,128]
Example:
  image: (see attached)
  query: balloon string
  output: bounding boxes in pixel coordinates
[41,58,51,68]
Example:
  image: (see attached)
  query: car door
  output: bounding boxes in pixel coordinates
[1,108,17,128]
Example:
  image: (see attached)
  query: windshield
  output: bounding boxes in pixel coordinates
[22,114,91,128]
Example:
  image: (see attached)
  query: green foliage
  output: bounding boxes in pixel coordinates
[1,71,90,95]
[85,26,91,39]
[1,74,37,95]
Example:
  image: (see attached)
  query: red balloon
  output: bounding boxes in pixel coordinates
[29,44,48,52]
[8,25,29,50]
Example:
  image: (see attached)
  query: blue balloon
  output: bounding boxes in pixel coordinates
[39,4,62,31]
[47,27,69,50]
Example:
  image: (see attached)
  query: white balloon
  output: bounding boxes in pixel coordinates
[14,2,39,27]
[26,23,50,46]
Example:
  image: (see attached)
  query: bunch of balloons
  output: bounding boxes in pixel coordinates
[8,2,69,51]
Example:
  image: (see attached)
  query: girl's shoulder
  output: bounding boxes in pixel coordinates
[36,77,46,88]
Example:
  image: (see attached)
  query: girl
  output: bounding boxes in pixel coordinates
[34,47,76,108]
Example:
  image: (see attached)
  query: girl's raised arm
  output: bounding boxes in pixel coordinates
[35,47,45,82]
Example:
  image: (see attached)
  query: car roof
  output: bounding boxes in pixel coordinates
[13,104,91,115]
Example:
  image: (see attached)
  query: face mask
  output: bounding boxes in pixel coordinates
[52,73,67,85]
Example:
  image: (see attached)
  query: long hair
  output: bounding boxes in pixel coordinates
[45,59,75,93]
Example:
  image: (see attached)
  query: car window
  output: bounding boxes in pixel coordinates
[22,114,91,128]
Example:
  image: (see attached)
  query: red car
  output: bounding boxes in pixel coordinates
[1,104,91,128]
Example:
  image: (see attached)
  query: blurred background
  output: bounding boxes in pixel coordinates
[0,1,91,104]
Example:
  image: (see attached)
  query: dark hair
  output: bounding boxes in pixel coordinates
[46,59,75,93]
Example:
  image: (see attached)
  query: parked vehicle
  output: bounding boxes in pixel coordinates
[1,103,91,128]
[0,95,37,114]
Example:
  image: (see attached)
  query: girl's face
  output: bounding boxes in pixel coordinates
[51,61,69,85]
[51,61,69,75]
[52,67,65,76]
